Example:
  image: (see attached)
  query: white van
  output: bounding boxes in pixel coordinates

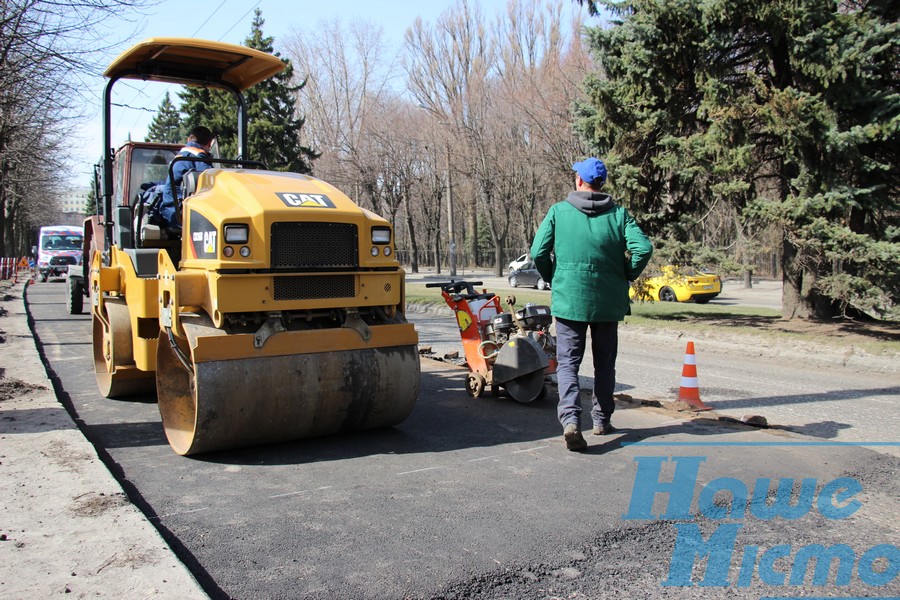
[35,225,84,282]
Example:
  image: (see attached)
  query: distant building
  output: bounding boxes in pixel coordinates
[60,186,90,216]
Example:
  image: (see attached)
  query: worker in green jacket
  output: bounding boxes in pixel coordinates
[531,158,653,451]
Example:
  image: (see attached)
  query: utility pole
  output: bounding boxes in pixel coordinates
[446,143,456,277]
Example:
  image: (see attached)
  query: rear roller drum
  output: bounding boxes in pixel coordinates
[92,298,156,398]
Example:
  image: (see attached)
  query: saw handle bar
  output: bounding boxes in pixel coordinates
[425,280,485,297]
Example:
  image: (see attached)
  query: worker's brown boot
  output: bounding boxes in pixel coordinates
[592,423,617,436]
[563,424,587,452]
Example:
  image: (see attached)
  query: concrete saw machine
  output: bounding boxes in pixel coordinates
[427,280,556,403]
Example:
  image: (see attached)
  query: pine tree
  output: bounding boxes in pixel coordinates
[178,9,316,172]
[146,91,182,143]
[243,9,317,173]
[578,0,899,319]
[84,185,97,216]
[178,86,223,146]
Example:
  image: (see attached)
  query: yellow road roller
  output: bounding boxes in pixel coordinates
[86,38,419,455]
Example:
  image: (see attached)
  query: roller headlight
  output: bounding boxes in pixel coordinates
[371,227,391,244]
[224,224,249,245]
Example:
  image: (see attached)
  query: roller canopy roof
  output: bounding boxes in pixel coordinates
[104,37,285,91]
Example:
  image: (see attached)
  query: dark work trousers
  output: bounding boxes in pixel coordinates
[555,317,618,428]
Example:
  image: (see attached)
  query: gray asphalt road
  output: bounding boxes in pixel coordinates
[26,280,900,599]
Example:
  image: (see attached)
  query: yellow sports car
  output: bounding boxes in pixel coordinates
[630,266,722,303]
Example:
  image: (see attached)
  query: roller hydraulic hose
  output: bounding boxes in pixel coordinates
[166,327,194,376]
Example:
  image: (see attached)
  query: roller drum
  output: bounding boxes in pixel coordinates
[93,298,156,398]
[156,326,420,455]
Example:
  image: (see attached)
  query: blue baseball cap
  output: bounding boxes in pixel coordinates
[572,158,607,184]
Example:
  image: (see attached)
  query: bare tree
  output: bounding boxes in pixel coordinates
[494,0,591,252]
[282,2,593,274]
[405,0,497,269]
[0,0,155,255]
[284,18,399,210]
[405,0,591,273]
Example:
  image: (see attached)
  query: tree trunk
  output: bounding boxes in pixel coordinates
[465,196,477,267]
[434,233,441,275]
[781,235,806,319]
[781,235,838,320]
[404,200,419,274]
[0,160,8,256]
[493,244,503,277]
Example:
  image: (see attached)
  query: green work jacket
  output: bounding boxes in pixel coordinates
[530,191,653,322]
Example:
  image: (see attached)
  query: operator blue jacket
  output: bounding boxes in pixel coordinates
[530,191,653,322]
[160,142,213,227]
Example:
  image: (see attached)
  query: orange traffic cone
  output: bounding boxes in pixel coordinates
[676,341,713,411]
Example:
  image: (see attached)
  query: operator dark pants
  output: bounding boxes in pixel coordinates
[555,317,617,428]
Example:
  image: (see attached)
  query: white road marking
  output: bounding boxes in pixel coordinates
[269,485,332,499]
[397,466,444,475]
[151,507,210,519]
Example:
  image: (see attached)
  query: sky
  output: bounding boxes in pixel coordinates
[68,0,588,187]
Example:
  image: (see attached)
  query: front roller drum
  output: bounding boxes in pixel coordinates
[156,333,421,455]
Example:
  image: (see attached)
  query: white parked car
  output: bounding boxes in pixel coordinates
[508,253,530,273]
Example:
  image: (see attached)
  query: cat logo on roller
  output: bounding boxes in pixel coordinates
[189,212,218,259]
[276,192,336,209]
[203,231,216,254]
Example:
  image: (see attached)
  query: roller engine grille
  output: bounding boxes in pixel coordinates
[273,275,355,301]
[271,222,358,270]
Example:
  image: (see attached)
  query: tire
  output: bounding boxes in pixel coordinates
[509,276,518,288]
[658,286,677,302]
[67,278,83,314]
[466,372,486,398]
[537,278,548,291]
